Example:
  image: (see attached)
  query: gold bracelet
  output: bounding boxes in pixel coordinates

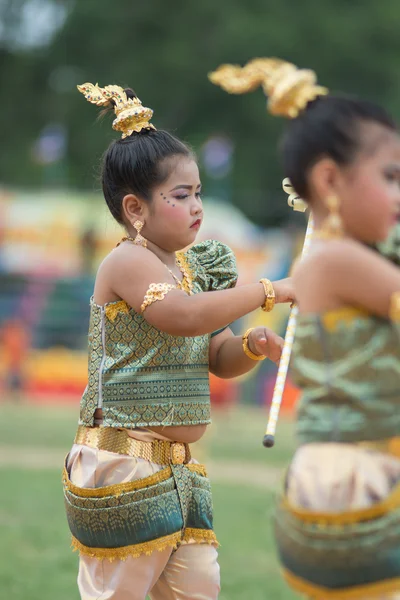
[242,328,266,361]
[390,291,400,322]
[259,278,276,312]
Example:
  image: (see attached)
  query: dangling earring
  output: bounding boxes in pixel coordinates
[319,195,344,239]
[133,220,147,248]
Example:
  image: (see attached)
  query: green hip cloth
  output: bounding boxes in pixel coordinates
[63,459,217,561]
[274,482,400,599]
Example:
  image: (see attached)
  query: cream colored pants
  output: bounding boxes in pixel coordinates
[78,543,220,600]
[67,428,220,600]
[287,443,400,600]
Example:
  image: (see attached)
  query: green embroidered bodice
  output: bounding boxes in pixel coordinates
[291,307,400,445]
[79,240,237,429]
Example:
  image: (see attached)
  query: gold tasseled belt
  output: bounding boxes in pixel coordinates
[74,425,192,465]
[355,437,400,458]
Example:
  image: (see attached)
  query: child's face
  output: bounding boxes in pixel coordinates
[143,157,203,252]
[337,125,400,244]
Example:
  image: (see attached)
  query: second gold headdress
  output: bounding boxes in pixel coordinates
[77,83,155,138]
[209,58,328,119]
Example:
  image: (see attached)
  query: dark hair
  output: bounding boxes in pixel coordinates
[101,89,194,224]
[280,94,397,198]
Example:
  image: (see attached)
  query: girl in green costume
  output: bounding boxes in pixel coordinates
[210,58,400,599]
[63,82,294,600]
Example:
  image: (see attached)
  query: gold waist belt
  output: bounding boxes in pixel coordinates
[355,437,400,458]
[74,425,192,465]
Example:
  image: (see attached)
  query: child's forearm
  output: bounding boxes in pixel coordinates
[210,335,262,379]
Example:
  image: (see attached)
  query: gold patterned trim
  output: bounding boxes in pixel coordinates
[390,291,400,322]
[71,532,181,561]
[105,300,130,322]
[283,567,400,599]
[186,464,208,477]
[74,425,191,465]
[63,465,172,498]
[281,478,400,526]
[140,283,176,313]
[183,528,219,546]
[175,252,194,295]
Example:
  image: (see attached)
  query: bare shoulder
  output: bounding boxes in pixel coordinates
[100,244,161,278]
[293,239,370,282]
[94,243,177,307]
[292,239,377,310]
[292,237,400,315]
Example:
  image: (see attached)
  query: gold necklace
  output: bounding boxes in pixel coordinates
[116,236,135,247]
[117,237,193,295]
[169,253,193,295]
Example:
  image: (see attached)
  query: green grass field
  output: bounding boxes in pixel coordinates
[0,403,297,600]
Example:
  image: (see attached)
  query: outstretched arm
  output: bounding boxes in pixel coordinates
[103,245,294,337]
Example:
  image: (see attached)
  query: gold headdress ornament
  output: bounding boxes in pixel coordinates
[208,58,328,118]
[77,83,156,138]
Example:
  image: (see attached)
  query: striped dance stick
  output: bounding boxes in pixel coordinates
[262,179,313,448]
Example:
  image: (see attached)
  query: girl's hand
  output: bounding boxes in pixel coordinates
[272,277,295,305]
[248,327,284,366]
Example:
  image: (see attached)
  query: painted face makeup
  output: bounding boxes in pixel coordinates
[143,158,203,252]
[161,192,176,207]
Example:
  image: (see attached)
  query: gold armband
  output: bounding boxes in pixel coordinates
[242,328,266,361]
[390,291,400,322]
[259,278,276,312]
[140,283,176,313]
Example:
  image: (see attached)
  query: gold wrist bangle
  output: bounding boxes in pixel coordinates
[242,328,266,361]
[259,278,276,312]
[390,291,400,322]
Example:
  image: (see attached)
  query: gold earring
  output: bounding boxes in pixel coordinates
[319,195,344,239]
[133,220,147,248]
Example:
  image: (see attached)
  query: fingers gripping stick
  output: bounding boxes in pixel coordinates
[263,179,313,448]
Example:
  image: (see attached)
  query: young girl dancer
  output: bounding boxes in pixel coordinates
[63,82,294,600]
[210,58,400,598]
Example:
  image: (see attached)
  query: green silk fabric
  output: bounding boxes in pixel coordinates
[79,240,237,429]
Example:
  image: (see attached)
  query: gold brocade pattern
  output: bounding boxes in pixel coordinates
[183,528,219,545]
[74,425,191,464]
[65,485,181,537]
[70,528,219,562]
[64,456,216,561]
[291,309,400,445]
[172,465,192,527]
[187,464,207,477]
[175,252,194,295]
[105,300,130,322]
[282,568,400,600]
[65,477,175,510]
[71,532,182,561]
[63,465,172,498]
[79,240,238,429]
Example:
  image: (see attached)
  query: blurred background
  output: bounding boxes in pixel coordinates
[1,1,400,599]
